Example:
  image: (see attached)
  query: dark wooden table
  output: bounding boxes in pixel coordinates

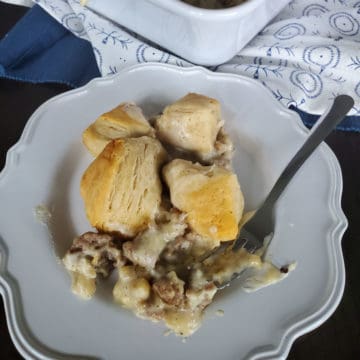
[1,3,359,359]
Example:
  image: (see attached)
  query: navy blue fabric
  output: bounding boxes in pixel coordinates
[290,106,360,132]
[0,5,359,132]
[0,5,100,88]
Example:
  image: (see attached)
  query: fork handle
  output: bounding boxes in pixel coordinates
[263,95,354,208]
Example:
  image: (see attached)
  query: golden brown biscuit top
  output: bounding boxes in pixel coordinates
[82,102,153,157]
[81,136,167,236]
[163,159,244,247]
[155,93,223,160]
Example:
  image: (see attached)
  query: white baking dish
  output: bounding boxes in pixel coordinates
[87,0,290,66]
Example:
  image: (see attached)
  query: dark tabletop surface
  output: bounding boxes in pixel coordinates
[0,3,359,359]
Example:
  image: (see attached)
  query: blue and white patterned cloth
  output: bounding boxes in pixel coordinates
[4,0,360,119]
[33,0,360,117]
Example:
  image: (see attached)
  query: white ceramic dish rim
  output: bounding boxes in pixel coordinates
[122,0,266,19]
[0,63,347,360]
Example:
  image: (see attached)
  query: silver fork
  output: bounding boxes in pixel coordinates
[216,94,354,289]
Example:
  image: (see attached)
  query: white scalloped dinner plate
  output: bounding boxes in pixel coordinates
[0,64,346,360]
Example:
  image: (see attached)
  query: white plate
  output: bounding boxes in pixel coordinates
[0,64,346,360]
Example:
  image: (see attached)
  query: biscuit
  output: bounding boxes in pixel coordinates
[81,136,167,236]
[163,159,243,247]
[83,102,154,157]
[155,93,223,160]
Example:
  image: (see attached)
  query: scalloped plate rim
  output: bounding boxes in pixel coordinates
[0,63,347,360]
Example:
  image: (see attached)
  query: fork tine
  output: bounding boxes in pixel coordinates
[215,268,251,289]
[231,237,248,252]
[232,228,262,254]
[197,241,232,263]
[244,242,259,254]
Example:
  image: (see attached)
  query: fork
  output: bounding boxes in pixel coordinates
[216,94,354,289]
